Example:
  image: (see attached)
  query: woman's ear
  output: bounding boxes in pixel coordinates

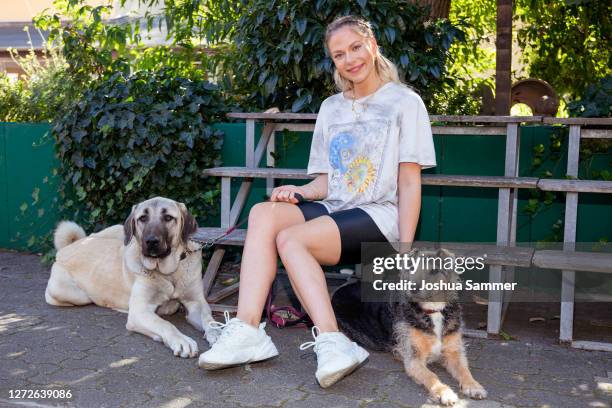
[370,37,378,54]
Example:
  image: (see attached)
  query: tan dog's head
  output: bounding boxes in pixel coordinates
[123,197,198,260]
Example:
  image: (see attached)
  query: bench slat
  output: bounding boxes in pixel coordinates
[537,179,612,194]
[203,167,312,179]
[194,228,612,273]
[418,242,534,267]
[202,167,540,188]
[226,112,544,123]
[532,250,612,273]
[543,117,612,126]
[203,167,612,193]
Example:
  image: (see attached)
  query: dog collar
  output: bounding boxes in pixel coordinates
[422,308,441,315]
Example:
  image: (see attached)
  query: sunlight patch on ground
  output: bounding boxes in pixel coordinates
[109,357,139,368]
[159,397,193,408]
[0,313,27,333]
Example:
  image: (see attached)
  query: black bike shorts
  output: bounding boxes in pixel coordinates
[296,201,388,265]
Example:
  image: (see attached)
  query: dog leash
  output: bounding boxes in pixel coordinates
[181,218,249,260]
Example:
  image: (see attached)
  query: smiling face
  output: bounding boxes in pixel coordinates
[327,25,378,87]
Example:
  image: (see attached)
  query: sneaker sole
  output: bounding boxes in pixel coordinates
[317,356,369,388]
[199,353,279,370]
[199,340,279,371]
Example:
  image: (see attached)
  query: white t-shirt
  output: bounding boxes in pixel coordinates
[306,81,437,242]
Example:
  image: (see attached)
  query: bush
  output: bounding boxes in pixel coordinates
[567,76,612,118]
[0,40,82,123]
[222,0,464,112]
[52,69,227,233]
[0,72,27,122]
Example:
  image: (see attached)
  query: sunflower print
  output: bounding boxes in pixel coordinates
[344,156,376,193]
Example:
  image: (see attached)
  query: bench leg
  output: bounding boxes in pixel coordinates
[487,264,503,335]
[202,248,226,297]
[560,126,580,343]
[560,270,575,343]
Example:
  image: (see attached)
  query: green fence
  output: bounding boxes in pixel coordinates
[0,122,610,252]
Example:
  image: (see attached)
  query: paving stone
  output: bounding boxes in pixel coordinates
[2,251,612,408]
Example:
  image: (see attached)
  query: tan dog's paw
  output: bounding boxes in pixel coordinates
[168,333,199,358]
[432,385,458,406]
[461,381,487,399]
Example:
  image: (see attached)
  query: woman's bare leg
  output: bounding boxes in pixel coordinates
[236,201,306,327]
[276,216,342,333]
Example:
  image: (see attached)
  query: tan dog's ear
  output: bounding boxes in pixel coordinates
[123,204,137,246]
[179,202,198,245]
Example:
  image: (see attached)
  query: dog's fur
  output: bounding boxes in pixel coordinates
[45,196,219,358]
[332,248,486,405]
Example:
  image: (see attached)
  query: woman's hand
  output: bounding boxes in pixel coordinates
[270,185,308,204]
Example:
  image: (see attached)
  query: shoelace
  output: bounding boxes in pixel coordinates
[299,326,335,352]
[208,311,240,343]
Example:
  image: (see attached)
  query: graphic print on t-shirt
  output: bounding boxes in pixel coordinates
[327,119,390,203]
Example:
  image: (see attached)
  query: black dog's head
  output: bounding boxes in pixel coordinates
[398,248,461,305]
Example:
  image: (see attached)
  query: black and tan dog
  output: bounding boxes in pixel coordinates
[332,248,486,406]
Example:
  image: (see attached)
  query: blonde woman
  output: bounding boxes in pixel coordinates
[199,15,436,388]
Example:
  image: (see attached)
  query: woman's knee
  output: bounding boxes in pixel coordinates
[248,202,276,229]
[275,226,301,256]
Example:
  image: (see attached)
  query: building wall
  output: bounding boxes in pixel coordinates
[0,1,106,76]
[1,0,106,22]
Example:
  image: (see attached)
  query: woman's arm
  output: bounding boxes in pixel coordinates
[301,174,328,200]
[398,162,422,246]
[270,174,328,203]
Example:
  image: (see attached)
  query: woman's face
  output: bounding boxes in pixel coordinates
[327,26,377,86]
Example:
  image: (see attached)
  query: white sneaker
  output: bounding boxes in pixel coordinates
[198,311,279,370]
[300,326,369,388]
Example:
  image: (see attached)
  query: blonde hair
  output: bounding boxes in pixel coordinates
[324,15,402,92]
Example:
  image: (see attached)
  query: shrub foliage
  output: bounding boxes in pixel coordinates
[52,69,227,231]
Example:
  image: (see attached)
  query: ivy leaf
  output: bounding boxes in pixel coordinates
[264,75,278,97]
[384,27,396,44]
[424,32,434,47]
[84,157,96,169]
[180,131,194,149]
[295,18,307,36]
[291,94,309,112]
[120,154,134,169]
[71,151,84,168]
[73,130,87,143]
[430,65,441,79]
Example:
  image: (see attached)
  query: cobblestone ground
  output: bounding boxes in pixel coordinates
[1,250,611,408]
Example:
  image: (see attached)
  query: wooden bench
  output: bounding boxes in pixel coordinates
[199,113,612,350]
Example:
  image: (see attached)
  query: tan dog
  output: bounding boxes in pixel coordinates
[45,197,219,358]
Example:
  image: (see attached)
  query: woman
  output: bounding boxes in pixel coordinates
[199,15,437,388]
